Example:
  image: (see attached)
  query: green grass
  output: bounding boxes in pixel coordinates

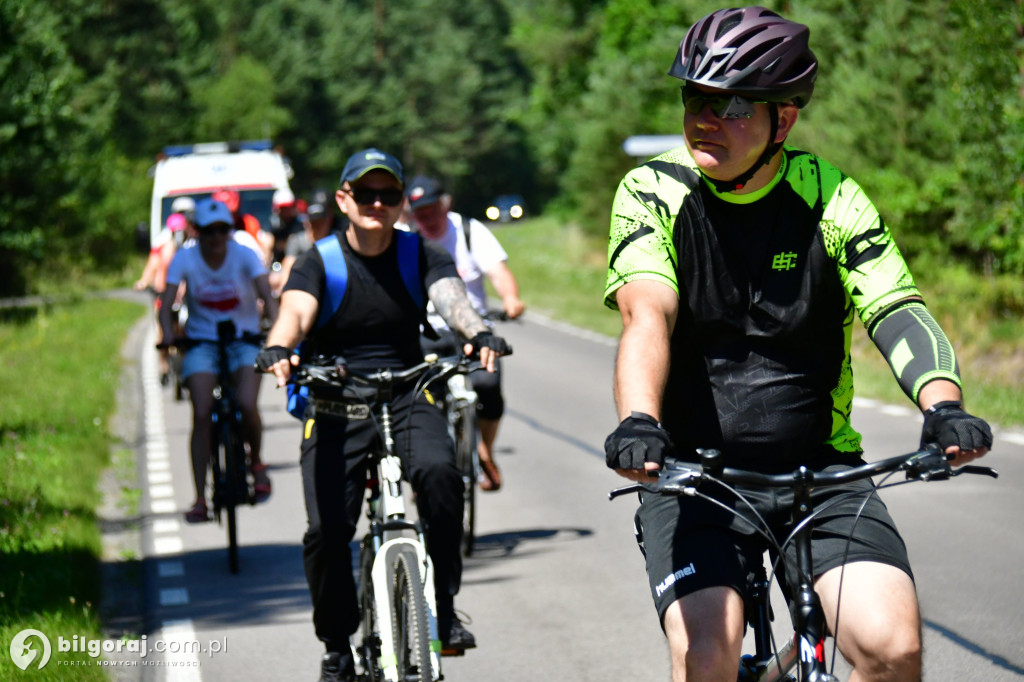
[0,298,144,679]
[497,216,1024,429]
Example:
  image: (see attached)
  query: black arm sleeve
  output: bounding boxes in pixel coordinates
[868,302,961,402]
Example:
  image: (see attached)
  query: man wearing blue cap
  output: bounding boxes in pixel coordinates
[257,149,510,681]
[158,198,277,524]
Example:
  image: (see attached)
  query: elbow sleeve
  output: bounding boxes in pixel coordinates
[869,302,961,402]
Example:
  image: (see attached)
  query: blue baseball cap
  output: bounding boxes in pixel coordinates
[339,148,404,186]
[194,198,234,228]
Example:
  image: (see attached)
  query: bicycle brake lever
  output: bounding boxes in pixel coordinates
[951,465,999,479]
[609,484,643,500]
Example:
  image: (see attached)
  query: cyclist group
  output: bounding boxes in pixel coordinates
[152,6,995,682]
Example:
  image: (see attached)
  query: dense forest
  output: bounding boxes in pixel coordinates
[1,0,1021,296]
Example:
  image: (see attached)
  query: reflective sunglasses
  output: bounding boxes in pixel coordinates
[680,85,766,120]
[342,187,404,207]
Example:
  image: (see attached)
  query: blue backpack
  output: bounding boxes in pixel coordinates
[286,231,424,419]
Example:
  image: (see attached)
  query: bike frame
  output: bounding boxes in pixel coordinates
[612,448,998,682]
[294,353,497,681]
[366,396,443,682]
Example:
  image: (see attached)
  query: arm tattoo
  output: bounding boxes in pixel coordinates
[428,277,488,338]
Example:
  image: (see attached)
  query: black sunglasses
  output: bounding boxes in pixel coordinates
[342,187,404,207]
[680,85,767,120]
[199,223,231,235]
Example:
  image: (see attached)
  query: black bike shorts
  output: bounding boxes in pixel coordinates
[633,460,914,625]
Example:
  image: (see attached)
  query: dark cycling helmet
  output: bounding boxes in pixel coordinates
[669,6,817,108]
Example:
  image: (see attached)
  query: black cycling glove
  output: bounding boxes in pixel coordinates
[604,412,673,471]
[920,400,993,452]
[468,331,512,356]
[255,345,293,372]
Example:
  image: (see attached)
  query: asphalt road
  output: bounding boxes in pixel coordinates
[130,313,1024,682]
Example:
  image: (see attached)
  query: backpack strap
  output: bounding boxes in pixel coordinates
[315,234,348,328]
[395,230,423,308]
[458,213,472,253]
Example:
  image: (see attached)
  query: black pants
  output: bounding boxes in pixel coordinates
[299,388,463,653]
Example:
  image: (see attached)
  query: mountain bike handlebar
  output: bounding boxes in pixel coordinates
[609,447,999,501]
[291,353,483,393]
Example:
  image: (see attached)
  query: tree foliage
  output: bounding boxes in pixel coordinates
[0,0,1021,295]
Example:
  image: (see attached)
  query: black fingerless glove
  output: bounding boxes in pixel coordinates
[920,400,993,451]
[469,331,511,356]
[604,412,674,470]
[255,345,292,372]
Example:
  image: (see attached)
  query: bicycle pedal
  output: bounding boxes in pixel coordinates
[440,648,466,657]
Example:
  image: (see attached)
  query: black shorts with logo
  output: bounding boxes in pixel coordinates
[633,459,914,624]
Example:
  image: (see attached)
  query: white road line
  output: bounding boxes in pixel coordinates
[880,405,915,417]
[142,328,202,682]
[153,519,181,534]
[151,500,177,514]
[148,458,171,471]
[158,561,186,578]
[159,588,190,607]
[522,310,617,347]
[1000,431,1024,446]
[153,535,184,556]
[150,484,176,499]
[159,619,202,681]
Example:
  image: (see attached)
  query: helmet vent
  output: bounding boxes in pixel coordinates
[717,14,742,40]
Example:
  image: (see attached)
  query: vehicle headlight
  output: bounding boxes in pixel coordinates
[509,205,523,219]
[485,206,500,221]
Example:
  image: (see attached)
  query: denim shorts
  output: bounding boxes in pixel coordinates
[182,340,260,380]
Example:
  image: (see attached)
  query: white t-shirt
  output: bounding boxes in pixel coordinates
[166,240,267,340]
[424,212,508,329]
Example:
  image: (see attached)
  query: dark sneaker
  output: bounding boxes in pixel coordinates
[319,652,355,682]
[439,612,477,655]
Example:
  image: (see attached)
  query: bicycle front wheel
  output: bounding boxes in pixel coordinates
[392,550,433,681]
[454,405,478,557]
[220,416,245,574]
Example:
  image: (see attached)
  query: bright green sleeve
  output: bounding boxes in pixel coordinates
[815,166,921,327]
[605,149,698,309]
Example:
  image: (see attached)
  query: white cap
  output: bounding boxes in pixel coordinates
[273,187,296,208]
[171,196,196,213]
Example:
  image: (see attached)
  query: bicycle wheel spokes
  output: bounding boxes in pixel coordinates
[392,551,432,681]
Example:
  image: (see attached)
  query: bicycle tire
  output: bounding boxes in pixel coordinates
[220,416,243,574]
[454,405,478,557]
[392,550,432,682]
[357,536,383,681]
[171,350,186,401]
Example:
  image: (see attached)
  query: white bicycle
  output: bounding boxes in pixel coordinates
[293,353,480,681]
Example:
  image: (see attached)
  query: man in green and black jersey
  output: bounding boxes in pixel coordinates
[603,7,992,682]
